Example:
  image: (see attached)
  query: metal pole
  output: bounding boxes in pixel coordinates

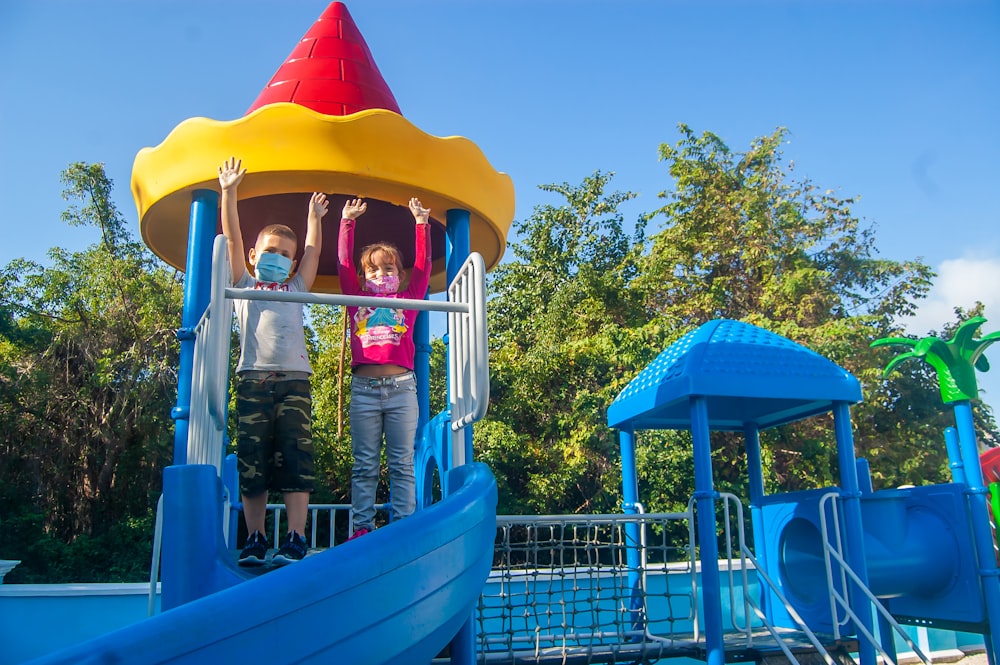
[164,189,220,606]
[944,426,967,484]
[415,307,430,429]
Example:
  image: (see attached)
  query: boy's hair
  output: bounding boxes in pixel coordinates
[359,242,409,287]
[257,224,298,245]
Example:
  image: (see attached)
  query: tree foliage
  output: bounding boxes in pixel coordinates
[305,304,354,505]
[631,125,979,500]
[637,125,933,332]
[483,171,655,514]
[0,163,182,581]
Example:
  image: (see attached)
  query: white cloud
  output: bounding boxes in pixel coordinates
[902,256,1000,336]
[899,254,1000,411]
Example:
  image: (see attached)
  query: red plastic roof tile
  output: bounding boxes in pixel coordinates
[246,2,401,116]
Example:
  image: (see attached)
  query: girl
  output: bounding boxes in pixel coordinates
[337,197,431,539]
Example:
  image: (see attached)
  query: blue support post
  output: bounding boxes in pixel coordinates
[444,207,476,665]
[415,308,431,430]
[856,458,873,494]
[690,397,725,665]
[408,306,430,524]
[944,426,967,484]
[619,427,642,594]
[620,426,640,515]
[744,424,769,618]
[163,189,221,604]
[953,400,1000,665]
[170,189,219,465]
[445,209,471,284]
[833,402,877,665]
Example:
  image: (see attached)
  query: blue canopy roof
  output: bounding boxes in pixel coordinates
[607,319,862,431]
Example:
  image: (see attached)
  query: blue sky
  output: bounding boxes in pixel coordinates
[2,0,999,414]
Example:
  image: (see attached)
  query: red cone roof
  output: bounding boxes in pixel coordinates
[246,2,401,116]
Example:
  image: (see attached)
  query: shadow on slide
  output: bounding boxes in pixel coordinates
[30,462,498,665]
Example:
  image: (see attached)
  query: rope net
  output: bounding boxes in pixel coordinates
[476,514,699,664]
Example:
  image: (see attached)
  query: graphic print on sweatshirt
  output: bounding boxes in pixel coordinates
[355,305,407,347]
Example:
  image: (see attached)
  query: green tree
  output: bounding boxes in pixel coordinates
[307,304,355,505]
[483,172,653,514]
[634,124,993,498]
[0,163,182,582]
[638,125,932,335]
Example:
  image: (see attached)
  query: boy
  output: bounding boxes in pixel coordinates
[218,157,329,566]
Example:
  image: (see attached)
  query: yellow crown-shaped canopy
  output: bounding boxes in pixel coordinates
[132,105,514,294]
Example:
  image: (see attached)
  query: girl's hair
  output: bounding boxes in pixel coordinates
[359,242,409,288]
[258,223,298,245]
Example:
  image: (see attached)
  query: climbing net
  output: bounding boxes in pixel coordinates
[477,512,700,664]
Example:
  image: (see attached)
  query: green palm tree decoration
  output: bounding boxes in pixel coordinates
[871,316,1000,404]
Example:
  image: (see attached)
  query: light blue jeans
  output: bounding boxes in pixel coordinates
[349,371,418,532]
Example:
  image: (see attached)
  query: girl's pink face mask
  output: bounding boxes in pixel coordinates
[365,275,400,294]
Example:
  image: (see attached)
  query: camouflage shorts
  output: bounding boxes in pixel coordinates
[235,375,315,496]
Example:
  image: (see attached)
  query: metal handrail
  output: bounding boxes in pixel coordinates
[738,546,839,665]
[185,236,232,470]
[224,287,469,312]
[206,237,231,430]
[447,252,489,436]
[818,491,931,665]
[717,493,754,641]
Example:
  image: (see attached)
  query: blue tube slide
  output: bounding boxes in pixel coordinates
[27,462,498,665]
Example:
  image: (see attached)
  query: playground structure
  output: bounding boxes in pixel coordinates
[604,319,999,665]
[6,3,1000,664]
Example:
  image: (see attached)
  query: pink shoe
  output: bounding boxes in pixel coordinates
[347,527,370,541]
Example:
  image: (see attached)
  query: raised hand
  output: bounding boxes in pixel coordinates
[409,197,430,225]
[310,192,330,219]
[218,157,246,191]
[343,198,367,220]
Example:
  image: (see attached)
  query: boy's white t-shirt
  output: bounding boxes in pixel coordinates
[233,271,312,375]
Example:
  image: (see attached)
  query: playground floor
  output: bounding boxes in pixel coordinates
[927,651,986,665]
[951,654,987,665]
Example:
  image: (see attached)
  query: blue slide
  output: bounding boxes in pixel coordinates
[29,463,498,665]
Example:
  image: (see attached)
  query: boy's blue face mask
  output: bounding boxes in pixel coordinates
[255,252,292,283]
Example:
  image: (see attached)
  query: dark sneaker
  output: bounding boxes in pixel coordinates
[347,527,370,542]
[238,530,268,567]
[273,530,307,566]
